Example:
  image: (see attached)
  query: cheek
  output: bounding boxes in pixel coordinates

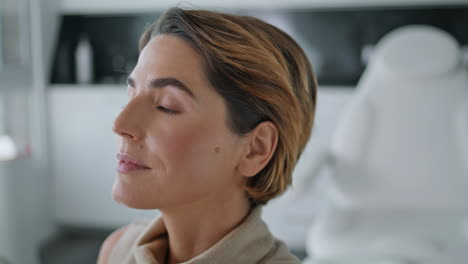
[138,106,242,209]
[151,119,221,170]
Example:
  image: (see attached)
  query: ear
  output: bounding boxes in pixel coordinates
[238,121,278,177]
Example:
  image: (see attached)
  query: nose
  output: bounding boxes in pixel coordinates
[112,100,144,141]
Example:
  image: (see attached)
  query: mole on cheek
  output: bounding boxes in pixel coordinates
[214,146,221,153]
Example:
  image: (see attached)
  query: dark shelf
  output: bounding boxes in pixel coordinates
[50,6,468,87]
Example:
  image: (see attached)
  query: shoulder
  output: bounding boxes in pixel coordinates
[97,225,130,264]
[97,218,152,264]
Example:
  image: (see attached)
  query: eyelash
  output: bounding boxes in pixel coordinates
[156,106,179,115]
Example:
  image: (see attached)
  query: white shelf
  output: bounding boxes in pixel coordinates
[61,0,468,15]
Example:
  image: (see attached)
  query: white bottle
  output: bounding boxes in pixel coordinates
[75,35,94,84]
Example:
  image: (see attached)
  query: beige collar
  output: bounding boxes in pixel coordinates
[132,206,275,264]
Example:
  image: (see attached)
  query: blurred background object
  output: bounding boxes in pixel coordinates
[1,0,468,264]
[301,24,468,264]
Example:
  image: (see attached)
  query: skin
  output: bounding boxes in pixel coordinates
[98,34,278,264]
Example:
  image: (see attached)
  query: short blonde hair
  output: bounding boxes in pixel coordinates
[139,7,317,205]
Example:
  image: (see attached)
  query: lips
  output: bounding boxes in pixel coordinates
[116,153,151,173]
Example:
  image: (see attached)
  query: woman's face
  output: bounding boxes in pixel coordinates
[112,35,247,210]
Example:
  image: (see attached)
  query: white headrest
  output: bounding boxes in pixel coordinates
[373,25,460,78]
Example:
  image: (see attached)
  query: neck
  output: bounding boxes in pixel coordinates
[161,189,251,264]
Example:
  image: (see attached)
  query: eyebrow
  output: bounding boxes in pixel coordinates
[126,76,196,100]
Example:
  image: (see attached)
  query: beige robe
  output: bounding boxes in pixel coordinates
[108,206,301,263]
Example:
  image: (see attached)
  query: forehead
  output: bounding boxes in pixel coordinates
[135,35,207,86]
[131,34,229,111]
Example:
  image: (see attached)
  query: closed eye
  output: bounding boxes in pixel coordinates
[157,106,179,115]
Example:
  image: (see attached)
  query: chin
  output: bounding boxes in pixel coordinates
[112,180,160,210]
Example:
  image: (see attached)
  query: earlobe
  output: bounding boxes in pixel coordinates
[238,121,278,177]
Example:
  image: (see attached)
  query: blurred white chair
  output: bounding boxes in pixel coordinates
[302,25,468,264]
